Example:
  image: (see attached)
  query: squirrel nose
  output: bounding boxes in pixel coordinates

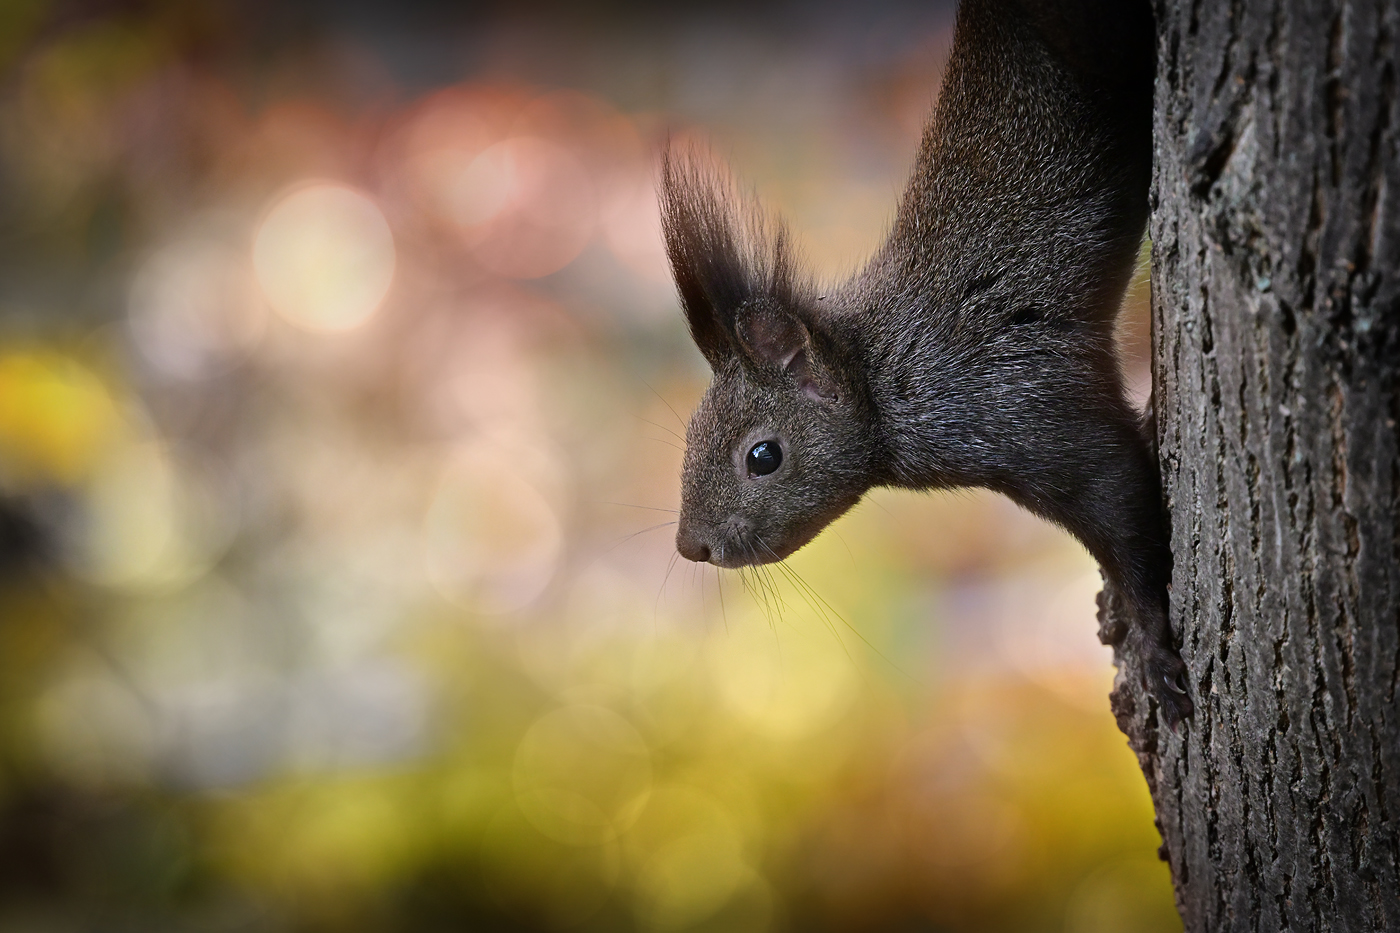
[676,526,711,563]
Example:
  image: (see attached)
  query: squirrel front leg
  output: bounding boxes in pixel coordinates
[1000,402,1193,729]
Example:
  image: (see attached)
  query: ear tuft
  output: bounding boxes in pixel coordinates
[659,145,806,369]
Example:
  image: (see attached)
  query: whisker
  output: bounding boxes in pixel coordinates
[739,537,782,630]
[715,565,729,634]
[733,565,756,610]
[641,379,688,431]
[599,501,680,513]
[751,535,844,647]
[742,565,773,629]
[637,416,686,443]
[758,561,790,624]
[866,495,896,519]
[643,436,686,453]
[656,549,681,624]
[753,532,912,682]
[751,564,779,631]
[601,520,677,556]
[696,560,707,628]
[831,527,858,567]
[773,560,855,664]
[749,536,797,618]
[790,568,913,682]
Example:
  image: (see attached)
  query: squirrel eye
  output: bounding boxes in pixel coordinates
[746,441,782,477]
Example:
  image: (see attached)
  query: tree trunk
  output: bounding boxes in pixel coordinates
[1102,0,1400,930]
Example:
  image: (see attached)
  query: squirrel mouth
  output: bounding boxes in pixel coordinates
[713,524,811,569]
[677,507,847,569]
[676,519,795,568]
[679,492,863,568]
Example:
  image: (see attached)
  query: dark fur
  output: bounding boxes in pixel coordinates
[662,0,1192,727]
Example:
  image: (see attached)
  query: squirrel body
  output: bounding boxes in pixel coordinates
[661,0,1193,726]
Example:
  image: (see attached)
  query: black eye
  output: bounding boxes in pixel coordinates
[746,441,782,476]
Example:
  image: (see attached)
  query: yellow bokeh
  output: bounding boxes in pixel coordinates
[627,784,754,931]
[514,705,653,846]
[0,350,119,488]
[707,599,859,741]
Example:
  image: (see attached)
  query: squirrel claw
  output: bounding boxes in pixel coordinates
[1145,651,1194,730]
[1158,684,1194,732]
[1159,692,1194,733]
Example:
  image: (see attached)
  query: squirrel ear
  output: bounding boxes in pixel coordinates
[737,301,840,403]
[736,300,805,368]
[659,146,805,371]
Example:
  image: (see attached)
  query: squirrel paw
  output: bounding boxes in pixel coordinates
[1144,646,1194,732]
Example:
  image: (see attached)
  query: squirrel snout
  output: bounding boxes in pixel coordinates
[675,525,712,563]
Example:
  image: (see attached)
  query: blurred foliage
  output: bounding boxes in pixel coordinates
[0,2,1177,931]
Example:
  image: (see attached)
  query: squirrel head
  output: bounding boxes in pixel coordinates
[661,150,875,568]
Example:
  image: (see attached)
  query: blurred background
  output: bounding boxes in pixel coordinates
[0,1,1177,930]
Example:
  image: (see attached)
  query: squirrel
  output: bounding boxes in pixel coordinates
[659,0,1192,729]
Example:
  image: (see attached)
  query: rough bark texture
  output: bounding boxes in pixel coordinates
[1100,0,1400,930]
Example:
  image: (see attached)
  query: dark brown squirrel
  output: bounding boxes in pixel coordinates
[659,0,1193,728]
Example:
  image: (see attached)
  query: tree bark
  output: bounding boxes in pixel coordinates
[1101,0,1400,930]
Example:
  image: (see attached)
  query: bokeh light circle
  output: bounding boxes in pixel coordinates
[423,442,564,615]
[129,234,264,378]
[627,784,752,931]
[72,440,233,591]
[448,137,596,279]
[252,182,396,332]
[513,705,652,846]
